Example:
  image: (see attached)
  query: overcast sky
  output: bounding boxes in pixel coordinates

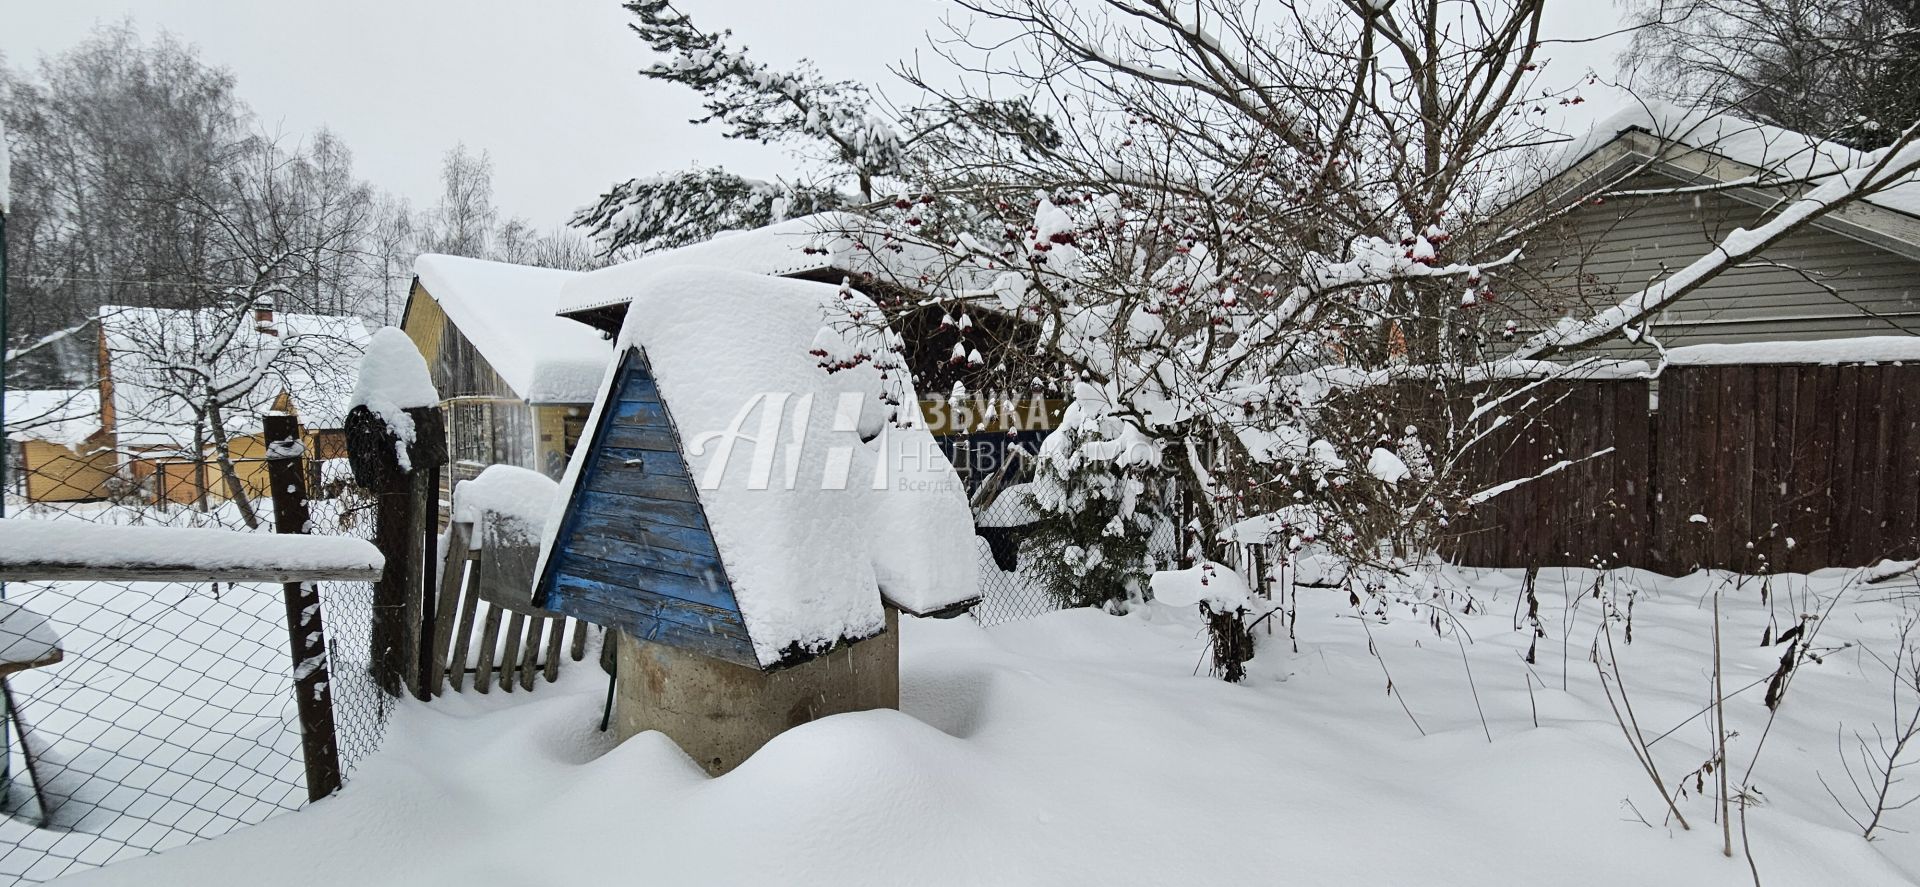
[0,0,1635,228]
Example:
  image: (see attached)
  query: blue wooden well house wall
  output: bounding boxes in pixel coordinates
[533,347,765,669]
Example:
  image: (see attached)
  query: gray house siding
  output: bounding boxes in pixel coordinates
[1509,168,1920,358]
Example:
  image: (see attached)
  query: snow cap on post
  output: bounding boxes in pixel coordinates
[345,326,444,488]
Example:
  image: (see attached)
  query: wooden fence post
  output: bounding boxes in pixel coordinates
[264,413,342,802]
[416,458,440,702]
[345,404,446,700]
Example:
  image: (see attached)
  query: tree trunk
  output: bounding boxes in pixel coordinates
[206,400,261,529]
[192,420,211,514]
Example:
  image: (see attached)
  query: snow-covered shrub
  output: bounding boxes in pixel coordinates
[1019,385,1166,610]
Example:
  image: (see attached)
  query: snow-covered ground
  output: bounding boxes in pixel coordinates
[51,565,1920,886]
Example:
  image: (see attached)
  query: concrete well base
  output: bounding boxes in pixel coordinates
[611,606,900,775]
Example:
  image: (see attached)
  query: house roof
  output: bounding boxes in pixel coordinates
[555,212,991,327]
[1521,99,1920,254]
[99,305,370,452]
[412,254,610,403]
[4,389,100,446]
[4,321,99,390]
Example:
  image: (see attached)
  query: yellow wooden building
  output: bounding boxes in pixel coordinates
[402,255,612,483]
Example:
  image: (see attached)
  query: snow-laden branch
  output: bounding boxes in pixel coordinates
[1464,446,1615,506]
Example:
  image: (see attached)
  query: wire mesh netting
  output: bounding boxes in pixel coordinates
[968,488,1058,627]
[966,486,1182,627]
[0,454,392,884]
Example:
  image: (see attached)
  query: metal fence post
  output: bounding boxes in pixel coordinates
[264,413,343,802]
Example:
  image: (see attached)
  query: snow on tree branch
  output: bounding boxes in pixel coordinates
[624,0,906,198]
[572,168,846,257]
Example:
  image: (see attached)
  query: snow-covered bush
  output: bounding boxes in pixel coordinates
[1019,384,1165,610]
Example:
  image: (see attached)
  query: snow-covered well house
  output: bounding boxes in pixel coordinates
[402,255,612,482]
[534,265,977,774]
[1505,103,1920,352]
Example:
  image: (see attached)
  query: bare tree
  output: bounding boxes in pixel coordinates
[1625,0,1920,149]
[422,144,497,259]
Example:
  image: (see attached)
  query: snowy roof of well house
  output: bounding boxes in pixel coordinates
[412,254,611,404]
[555,212,991,334]
[99,305,371,452]
[535,266,978,670]
[1517,99,1920,252]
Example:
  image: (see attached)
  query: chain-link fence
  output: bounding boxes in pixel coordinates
[969,488,1058,626]
[967,485,1182,627]
[0,450,392,884]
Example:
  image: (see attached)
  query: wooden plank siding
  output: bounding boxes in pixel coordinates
[1507,169,1920,358]
[1445,363,1920,574]
[402,285,595,512]
[17,436,117,502]
[534,348,759,669]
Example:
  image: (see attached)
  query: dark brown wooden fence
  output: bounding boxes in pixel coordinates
[1444,362,1920,575]
[1444,379,1652,569]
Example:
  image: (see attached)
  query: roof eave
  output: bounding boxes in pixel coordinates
[1500,128,1920,263]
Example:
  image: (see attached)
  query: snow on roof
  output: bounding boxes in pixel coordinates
[1664,335,1920,366]
[868,425,980,616]
[100,305,370,452]
[545,266,975,665]
[4,388,100,446]
[556,212,982,318]
[1542,99,1920,219]
[413,254,610,404]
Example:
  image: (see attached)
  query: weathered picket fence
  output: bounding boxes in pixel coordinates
[427,520,589,695]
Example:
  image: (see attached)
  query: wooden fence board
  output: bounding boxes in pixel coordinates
[1892,367,1920,562]
[1860,368,1896,563]
[1440,362,1913,574]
